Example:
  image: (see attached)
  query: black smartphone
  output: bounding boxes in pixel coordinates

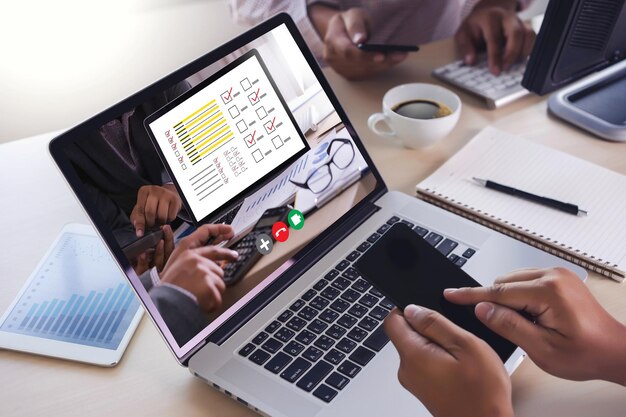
[357,43,419,53]
[354,223,516,362]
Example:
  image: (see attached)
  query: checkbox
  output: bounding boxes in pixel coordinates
[252,149,264,163]
[248,89,261,106]
[236,120,248,134]
[243,134,255,148]
[264,118,276,135]
[221,90,233,104]
[240,78,252,91]
[256,106,268,120]
[228,105,240,118]
[271,135,283,149]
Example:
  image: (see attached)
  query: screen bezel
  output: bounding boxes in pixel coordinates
[49,13,387,362]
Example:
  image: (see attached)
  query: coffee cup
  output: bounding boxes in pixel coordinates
[368,83,461,149]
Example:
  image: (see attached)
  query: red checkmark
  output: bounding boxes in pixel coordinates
[251,88,260,102]
[247,131,256,144]
[223,87,232,101]
[266,117,276,131]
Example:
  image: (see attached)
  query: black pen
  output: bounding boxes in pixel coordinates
[472,177,588,216]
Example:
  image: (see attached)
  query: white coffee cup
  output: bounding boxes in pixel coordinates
[368,83,461,149]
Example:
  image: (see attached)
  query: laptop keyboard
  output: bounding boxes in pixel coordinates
[237,215,477,403]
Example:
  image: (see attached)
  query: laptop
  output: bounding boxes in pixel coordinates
[49,14,586,417]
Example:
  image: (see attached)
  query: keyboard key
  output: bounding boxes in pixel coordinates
[321,287,341,300]
[386,216,400,225]
[368,287,383,298]
[307,319,328,334]
[261,338,283,354]
[249,349,271,365]
[341,289,361,303]
[314,335,336,350]
[252,332,269,345]
[301,289,317,301]
[278,310,294,322]
[376,223,390,234]
[280,357,312,383]
[349,346,376,366]
[265,320,281,334]
[336,337,357,353]
[413,225,429,237]
[313,384,338,403]
[337,313,358,329]
[331,277,351,290]
[298,306,319,321]
[296,329,317,345]
[297,361,334,392]
[275,327,296,343]
[400,219,415,228]
[264,352,292,374]
[351,278,371,293]
[319,308,339,323]
[356,241,371,253]
[324,269,340,281]
[348,304,369,318]
[342,267,360,281]
[329,298,351,313]
[454,257,467,267]
[337,360,362,378]
[325,324,347,339]
[425,232,443,246]
[287,317,307,332]
[346,250,361,261]
[363,325,390,352]
[448,254,460,263]
[238,343,255,357]
[358,316,379,331]
[379,297,394,310]
[347,327,368,342]
[436,239,458,257]
[302,346,324,362]
[463,248,476,258]
[358,294,378,308]
[326,372,350,390]
[366,233,381,244]
[313,279,329,291]
[310,296,330,310]
[324,349,346,365]
[335,260,350,271]
[369,306,390,321]
[284,341,305,356]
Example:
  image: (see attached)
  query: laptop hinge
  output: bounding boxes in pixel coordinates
[207,199,381,346]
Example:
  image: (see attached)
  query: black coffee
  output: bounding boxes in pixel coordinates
[392,99,452,119]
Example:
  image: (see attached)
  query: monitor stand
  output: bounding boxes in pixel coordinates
[548,59,626,142]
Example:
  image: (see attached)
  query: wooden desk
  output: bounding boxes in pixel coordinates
[1,37,625,417]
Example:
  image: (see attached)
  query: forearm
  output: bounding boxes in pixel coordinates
[599,321,626,386]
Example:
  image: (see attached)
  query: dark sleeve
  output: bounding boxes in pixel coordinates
[148,285,209,346]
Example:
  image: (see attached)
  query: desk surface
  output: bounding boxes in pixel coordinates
[1,35,626,417]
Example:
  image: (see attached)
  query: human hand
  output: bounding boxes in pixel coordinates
[160,224,238,312]
[130,184,182,237]
[309,5,407,80]
[445,267,626,385]
[385,305,513,417]
[133,224,175,274]
[455,3,535,74]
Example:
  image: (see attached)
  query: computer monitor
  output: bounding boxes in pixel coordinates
[522,0,626,95]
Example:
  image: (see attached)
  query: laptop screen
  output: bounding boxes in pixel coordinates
[53,17,381,357]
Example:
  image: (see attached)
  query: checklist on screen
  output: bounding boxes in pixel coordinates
[146,50,308,223]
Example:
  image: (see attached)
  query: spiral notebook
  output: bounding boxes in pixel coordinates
[416,126,626,282]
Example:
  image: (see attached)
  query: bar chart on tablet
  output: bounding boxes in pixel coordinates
[0,231,140,350]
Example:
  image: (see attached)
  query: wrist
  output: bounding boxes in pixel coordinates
[307,3,339,39]
[600,321,626,386]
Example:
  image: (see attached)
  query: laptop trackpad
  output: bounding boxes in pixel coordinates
[216,359,321,416]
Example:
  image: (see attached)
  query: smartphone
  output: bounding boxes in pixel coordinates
[357,43,419,53]
[121,229,163,260]
[354,223,516,362]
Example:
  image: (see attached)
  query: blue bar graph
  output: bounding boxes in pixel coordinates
[0,231,140,350]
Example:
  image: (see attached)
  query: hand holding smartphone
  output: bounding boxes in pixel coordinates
[357,43,419,53]
[354,223,516,362]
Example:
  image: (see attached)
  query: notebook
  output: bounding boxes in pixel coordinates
[416,126,626,282]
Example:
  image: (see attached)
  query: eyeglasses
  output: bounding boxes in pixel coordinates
[290,138,355,194]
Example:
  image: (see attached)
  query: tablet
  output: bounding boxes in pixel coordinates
[0,223,143,366]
